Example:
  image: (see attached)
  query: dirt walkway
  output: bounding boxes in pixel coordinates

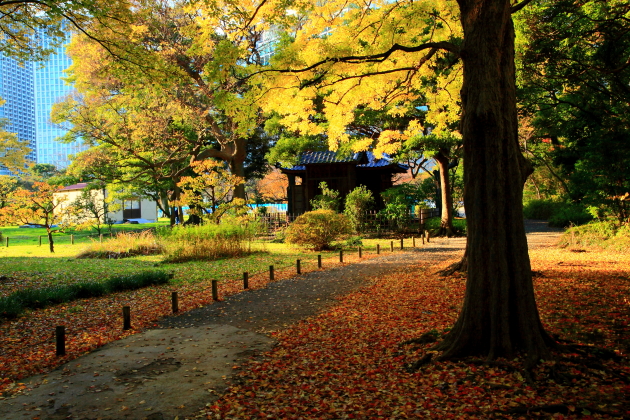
[0,221,562,420]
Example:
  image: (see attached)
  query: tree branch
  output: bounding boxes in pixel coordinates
[511,0,536,14]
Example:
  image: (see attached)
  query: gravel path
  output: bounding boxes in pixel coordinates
[0,220,562,420]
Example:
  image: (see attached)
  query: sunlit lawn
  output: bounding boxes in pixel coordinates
[0,223,402,298]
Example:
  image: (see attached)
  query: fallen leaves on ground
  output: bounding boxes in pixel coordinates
[199,248,629,419]
[0,252,370,396]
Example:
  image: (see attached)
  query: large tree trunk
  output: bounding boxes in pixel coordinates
[435,0,555,362]
[434,150,455,236]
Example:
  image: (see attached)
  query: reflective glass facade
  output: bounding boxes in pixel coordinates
[34,35,84,168]
[0,57,36,176]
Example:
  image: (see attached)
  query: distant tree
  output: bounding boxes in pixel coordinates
[0,182,68,252]
[0,106,31,174]
[0,175,17,208]
[68,185,117,235]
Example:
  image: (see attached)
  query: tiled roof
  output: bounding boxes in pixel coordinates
[59,183,89,191]
[282,151,407,171]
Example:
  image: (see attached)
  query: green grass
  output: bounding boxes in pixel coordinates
[0,219,171,247]
[425,217,467,235]
[558,220,630,251]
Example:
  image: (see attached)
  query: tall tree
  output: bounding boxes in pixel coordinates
[59,0,278,200]
[516,0,630,224]
[0,108,31,174]
[260,0,554,362]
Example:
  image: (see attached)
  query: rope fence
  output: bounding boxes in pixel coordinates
[3,233,431,358]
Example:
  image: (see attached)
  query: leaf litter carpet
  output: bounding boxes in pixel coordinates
[200,241,629,419]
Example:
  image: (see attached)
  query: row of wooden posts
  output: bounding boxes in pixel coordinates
[4,234,110,248]
[51,234,430,356]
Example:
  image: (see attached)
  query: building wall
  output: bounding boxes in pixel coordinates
[0,56,36,175]
[33,31,83,168]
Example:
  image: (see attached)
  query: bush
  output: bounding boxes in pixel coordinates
[285,210,352,251]
[523,199,592,227]
[0,270,172,319]
[310,182,340,211]
[558,220,630,251]
[344,185,374,233]
[159,221,256,263]
[523,199,563,220]
[105,271,171,292]
[548,205,592,227]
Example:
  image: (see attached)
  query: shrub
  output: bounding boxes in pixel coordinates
[285,210,352,251]
[558,220,630,251]
[159,221,256,263]
[344,185,374,233]
[310,182,340,211]
[105,271,171,292]
[0,270,172,319]
[523,199,563,220]
[548,205,592,227]
[523,199,592,227]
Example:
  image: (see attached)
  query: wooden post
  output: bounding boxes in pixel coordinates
[212,280,219,301]
[171,292,178,313]
[71,234,74,245]
[99,234,103,243]
[39,235,42,246]
[317,255,322,269]
[413,237,416,247]
[339,250,343,263]
[5,237,8,247]
[422,233,425,244]
[56,326,65,356]
[269,265,274,281]
[243,272,249,289]
[358,247,362,258]
[400,238,404,250]
[377,244,380,255]
[426,231,430,243]
[390,241,394,252]
[296,259,301,274]
[122,306,131,330]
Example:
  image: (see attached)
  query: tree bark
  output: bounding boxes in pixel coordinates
[435,0,555,363]
[434,150,455,236]
[47,228,55,253]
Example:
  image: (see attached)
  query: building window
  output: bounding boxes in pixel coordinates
[123,199,141,219]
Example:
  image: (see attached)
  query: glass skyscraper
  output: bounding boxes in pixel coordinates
[0,57,36,176]
[0,29,82,176]
[33,33,84,168]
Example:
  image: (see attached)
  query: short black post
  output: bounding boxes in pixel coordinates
[212,280,219,301]
[390,241,394,252]
[71,234,74,245]
[243,272,249,289]
[269,265,275,281]
[377,244,380,255]
[171,291,179,313]
[56,326,66,356]
[339,250,343,263]
[317,255,322,269]
[358,247,362,258]
[413,237,416,247]
[400,238,404,250]
[122,306,131,330]
[296,259,301,274]
[39,235,42,246]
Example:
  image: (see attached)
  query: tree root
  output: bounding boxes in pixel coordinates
[399,330,440,346]
[405,353,433,373]
[436,253,467,276]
